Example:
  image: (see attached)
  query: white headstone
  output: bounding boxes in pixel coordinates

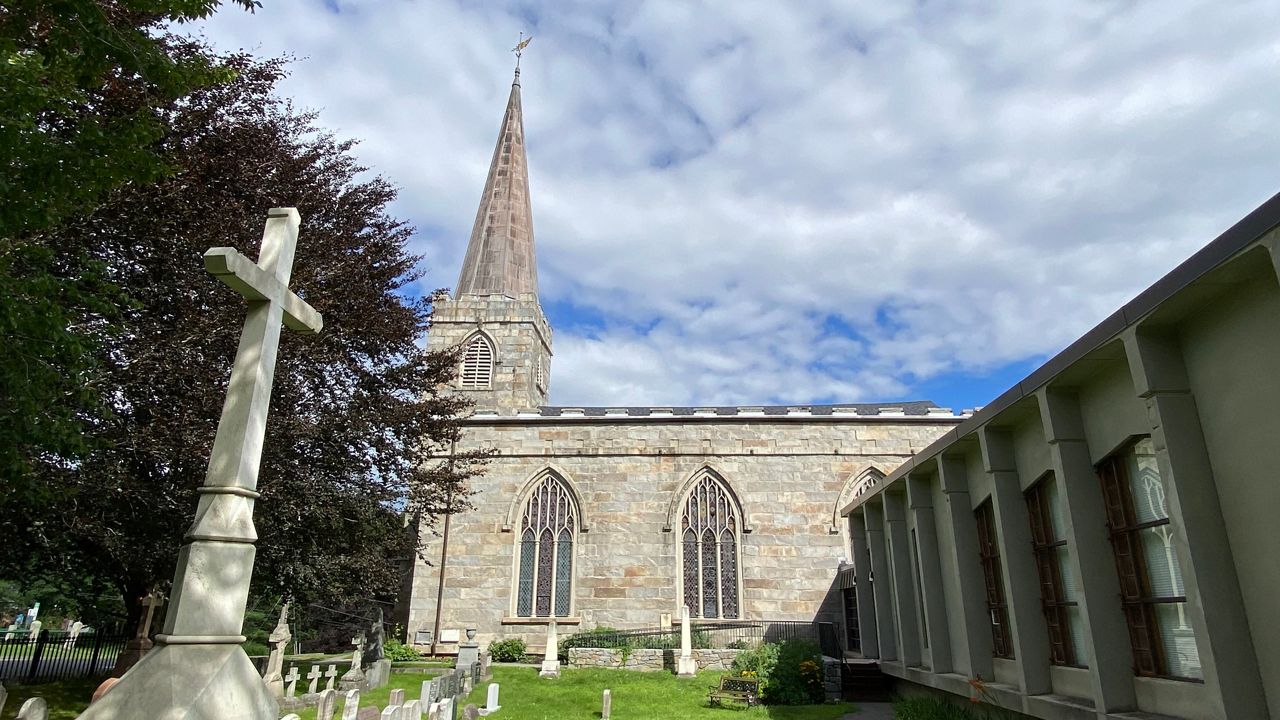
[389,688,405,705]
[438,698,453,720]
[602,688,611,719]
[280,716,301,720]
[402,699,422,720]
[380,706,400,720]
[341,689,361,720]
[486,683,500,713]
[17,697,47,720]
[539,620,560,678]
[285,665,300,698]
[27,621,41,641]
[677,606,697,677]
[317,688,338,720]
[325,664,339,691]
[420,679,436,705]
[307,665,323,694]
[426,701,440,720]
[68,621,84,646]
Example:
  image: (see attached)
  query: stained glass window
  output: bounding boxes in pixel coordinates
[515,475,576,617]
[680,473,741,619]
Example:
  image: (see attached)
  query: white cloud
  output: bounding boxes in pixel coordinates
[194,0,1280,407]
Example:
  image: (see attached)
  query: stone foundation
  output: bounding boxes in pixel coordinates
[567,647,741,671]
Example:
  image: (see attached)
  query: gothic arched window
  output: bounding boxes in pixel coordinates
[515,475,576,617]
[460,334,494,388]
[680,473,742,619]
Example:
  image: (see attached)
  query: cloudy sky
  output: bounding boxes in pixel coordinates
[194,1,1280,410]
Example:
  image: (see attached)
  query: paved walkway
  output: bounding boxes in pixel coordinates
[843,701,894,720]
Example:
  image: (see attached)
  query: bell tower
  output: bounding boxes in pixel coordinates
[429,67,552,412]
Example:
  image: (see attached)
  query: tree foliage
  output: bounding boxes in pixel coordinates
[0,0,257,495]
[1,43,484,624]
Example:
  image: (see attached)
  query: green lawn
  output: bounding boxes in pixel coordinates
[0,677,100,720]
[458,666,860,720]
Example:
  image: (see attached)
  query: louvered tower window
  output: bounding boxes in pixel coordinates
[680,473,741,619]
[515,475,576,618]
[460,335,494,388]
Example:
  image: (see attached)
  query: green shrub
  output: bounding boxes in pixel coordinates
[731,640,824,705]
[487,637,527,662]
[384,637,422,661]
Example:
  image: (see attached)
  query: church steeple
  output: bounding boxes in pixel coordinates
[429,65,552,413]
[456,69,538,297]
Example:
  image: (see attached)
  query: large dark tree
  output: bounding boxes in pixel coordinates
[3,44,483,627]
[1,0,257,502]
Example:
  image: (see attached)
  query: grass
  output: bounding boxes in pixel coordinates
[457,666,860,720]
[0,677,101,720]
[0,666,865,720]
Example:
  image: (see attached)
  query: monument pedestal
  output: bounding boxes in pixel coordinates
[77,643,277,719]
[677,655,698,677]
[539,659,561,678]
[457,642,480,669]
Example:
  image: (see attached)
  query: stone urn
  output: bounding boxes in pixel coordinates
[465,628,477,642]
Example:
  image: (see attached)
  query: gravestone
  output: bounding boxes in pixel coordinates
[478,651,492,681]
[285,666,300,698]
[389,689,404,706]
[17,697,47,720]
[539,620,560,678]
[307,666,323,694]
[27,621,41,640]
[325,664,339,691]
[109,590,164,677]
[457,627,479,669]
[68,621,84,647]
[263,603,292,697]
[421,678,438,706]
[341,689,360,720]
[317,689,337,720]
[365,609,386,667]
[461,704,480,720]
[77,208,323,719]
[436,698,453,720]
[402,699,422,720]
[484,684,500,715]
[379,706,399,720]
[677,606,697,677]
[601,689,611,719]
[341,634,367,689]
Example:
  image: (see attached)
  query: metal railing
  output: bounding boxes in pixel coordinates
[0,627,129,681]
[562,619,843,658]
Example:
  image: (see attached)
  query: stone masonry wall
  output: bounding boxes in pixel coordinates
[428,293,551,413]
[567,647,741,671]
[407,417,956,652]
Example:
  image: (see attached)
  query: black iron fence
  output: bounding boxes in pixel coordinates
[0,627,130,681]
[563,619,842,658]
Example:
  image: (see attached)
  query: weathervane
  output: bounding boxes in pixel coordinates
[512,31,532,70]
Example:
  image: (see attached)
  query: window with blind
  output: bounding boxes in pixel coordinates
[459,335,494,388]
[679,472,741,619]
[1098,437,1202,680]
[515,474,576,618]
[974,500,1013,658]
[1025,474,1087,667]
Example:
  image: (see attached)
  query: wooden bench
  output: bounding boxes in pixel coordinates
[708,676,761,707]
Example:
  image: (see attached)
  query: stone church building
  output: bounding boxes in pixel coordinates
[402,69,968,651]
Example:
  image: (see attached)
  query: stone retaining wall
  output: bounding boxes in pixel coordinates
[567,647,741,671]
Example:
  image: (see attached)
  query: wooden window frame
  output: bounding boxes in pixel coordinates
[974,500,1013,658]
[1097,437,1196,681]
[1025,474,1081,667]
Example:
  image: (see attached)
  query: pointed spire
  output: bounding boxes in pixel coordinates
[456,69,538,297]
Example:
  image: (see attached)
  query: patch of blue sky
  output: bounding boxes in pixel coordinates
[910,357,1047,412]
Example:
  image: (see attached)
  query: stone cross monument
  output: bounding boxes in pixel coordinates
[79,208,323,719]
[264,602,292,697]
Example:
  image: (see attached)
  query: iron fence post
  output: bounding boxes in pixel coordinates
[86,628,106,678]
[27,630,47,681]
